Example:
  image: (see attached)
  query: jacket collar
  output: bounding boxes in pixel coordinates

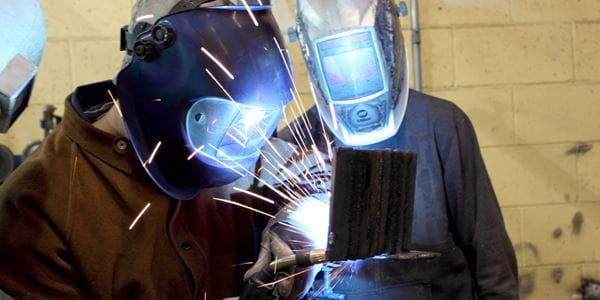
[62,80,148,181]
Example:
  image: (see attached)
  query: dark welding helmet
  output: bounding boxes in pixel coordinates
[295,0,409,146]
[117,0,293,200]
[0,0,46,133]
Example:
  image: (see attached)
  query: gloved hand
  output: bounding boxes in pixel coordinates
[245,196,329,299]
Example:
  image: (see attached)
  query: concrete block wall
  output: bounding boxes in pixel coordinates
[1,0,598,298]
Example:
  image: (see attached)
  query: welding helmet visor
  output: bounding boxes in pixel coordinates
[295,0,409,146]
[0,0,46,133]
[117,2,293,200]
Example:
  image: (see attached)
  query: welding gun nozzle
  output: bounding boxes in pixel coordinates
[296,249,328,268]
[268,249,328,271]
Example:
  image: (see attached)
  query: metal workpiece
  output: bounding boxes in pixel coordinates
[327,148,417,261]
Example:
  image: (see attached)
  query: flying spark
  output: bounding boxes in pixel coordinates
[206,68,235,101]
[240,0,259,27]
[187,145,205,161]
[201,48,235,80]
[229,126,248,141]
[232,261,255,267]
[286,104,310,149]
[207,144,303,204]
[202,144,299,205]
[144,141,162,166]
[213,198,276,219]
[273,36,313,130]
[311,144,327,172]
[226,132,247,148]
[197,147,246,177]
[107,90,123,118]
[290,90,318,150]
[258,268,313,288]
[258,164,307,205]
[282,111,304,155]
[233,187,275,205]
[260,152,311,197]
[311,82,335,161]
[129,203,151,230]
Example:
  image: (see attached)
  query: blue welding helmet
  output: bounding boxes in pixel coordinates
[117,1,293,200]
[295,0,409,146]
[0,0,46,133]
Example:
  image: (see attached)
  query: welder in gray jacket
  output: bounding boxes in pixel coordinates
[252,0,519,299]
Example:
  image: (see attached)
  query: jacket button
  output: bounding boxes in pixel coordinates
[113,137,130,154]
[181,242,192,251]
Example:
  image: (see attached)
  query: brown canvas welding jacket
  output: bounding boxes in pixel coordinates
[0,81,324,300]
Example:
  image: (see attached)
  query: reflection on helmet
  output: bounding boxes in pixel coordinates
[296,0,409,146]
[117,3,293,200]
[185,97,283,165]
[0,0,46,133]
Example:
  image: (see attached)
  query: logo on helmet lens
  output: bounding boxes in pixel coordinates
[357,109,369,119]
[349,104,380,129]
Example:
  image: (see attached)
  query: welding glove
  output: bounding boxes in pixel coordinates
[245,195,329,299]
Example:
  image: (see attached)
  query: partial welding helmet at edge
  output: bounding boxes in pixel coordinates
[0,0,46,133]
[295,0,409,146]
[117,0,294,200]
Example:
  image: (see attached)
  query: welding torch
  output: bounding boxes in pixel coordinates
[239,249,440,300]
[240,148,431,299]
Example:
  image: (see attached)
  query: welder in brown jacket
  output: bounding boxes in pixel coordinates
[0,0,323,299]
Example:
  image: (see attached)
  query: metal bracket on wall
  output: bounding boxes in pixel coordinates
[398,1,409,17]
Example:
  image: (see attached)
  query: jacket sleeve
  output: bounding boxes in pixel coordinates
[438,107,519,299]
[0,174,87,299]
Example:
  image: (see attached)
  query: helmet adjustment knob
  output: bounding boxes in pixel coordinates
[134,41,157,62]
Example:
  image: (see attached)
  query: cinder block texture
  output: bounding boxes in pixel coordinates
[40,0,132,38]
[71,40,124,87]
[574,23,600,81]
[30,41,72,105]
[514,84,600,144]
[420,0,511,27]
[501,207,522,265]
[421,29,454,88]
[581,264,600,278]
[510,0,600,22]
[521,203,600,266]
[519,265,583,300]
[431,87,514,146]
[454,25,572,86]
[483,145,577,207]
[578,144,600,203]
